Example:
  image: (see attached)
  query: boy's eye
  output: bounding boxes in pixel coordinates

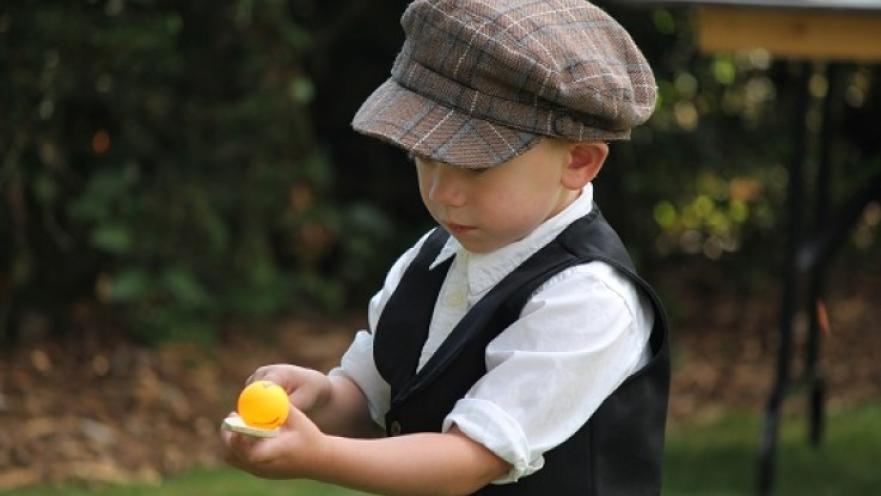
[411,154,487,176]
[461,166,490,177]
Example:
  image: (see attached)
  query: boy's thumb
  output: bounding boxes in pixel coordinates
[284,402,311,428]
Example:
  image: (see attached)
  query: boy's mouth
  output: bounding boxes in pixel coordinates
[444,222,476,235]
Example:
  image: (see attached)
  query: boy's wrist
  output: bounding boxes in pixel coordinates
[306,433,347,484]
[307,374,376,438]
[313,373,334,412]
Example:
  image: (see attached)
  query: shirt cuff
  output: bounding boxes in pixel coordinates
[442,398,544,484]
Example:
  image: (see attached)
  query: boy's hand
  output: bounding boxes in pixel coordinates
[221,405,329,480]
[246,364,332,415]
[233,363,378,440]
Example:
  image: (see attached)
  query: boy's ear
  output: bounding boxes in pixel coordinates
[561,141,609,190]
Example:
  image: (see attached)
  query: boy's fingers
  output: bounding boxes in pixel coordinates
[245,364,275,384]
[288,386,317,411]
[293,403,312,422]
[230,430,253,447]
[227,431,270,467]
[220,428,248,467]
[220,413,262,460]
[246,368,270,386]
[247,367,300,393]
[283,404,306,427]
[244,407,309,462]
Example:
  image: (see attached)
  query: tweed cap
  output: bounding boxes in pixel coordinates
[352,0,657,168]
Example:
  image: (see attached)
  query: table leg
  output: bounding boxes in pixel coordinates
[804,63,841,446]
[758,62,811,496]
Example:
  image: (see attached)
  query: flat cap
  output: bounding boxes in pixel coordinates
[353,0,657,167]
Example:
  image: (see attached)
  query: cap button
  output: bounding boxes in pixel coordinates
[389,420,403,436]
[552,114,568,137]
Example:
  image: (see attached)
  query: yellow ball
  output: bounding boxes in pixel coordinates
[237,380,290,429]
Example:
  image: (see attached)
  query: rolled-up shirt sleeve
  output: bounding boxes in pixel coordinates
[442,262,654,484]
[442,398,543,481]
[330,327,390,428]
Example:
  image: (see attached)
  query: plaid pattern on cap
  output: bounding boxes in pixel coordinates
[353,0,657,167]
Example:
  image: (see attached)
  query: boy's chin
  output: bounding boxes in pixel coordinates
[453,235,504,254]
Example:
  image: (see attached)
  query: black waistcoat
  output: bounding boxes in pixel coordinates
[373,207,670,495]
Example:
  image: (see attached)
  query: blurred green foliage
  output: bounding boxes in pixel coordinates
[599,3,881,275]
[1,1,879,344]
[0,1,397,343]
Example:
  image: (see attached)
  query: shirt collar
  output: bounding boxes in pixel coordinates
[429,183,595,296]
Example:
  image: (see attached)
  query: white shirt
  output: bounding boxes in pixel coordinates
[330,183,654,483]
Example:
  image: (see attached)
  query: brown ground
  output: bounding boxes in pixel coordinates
[1,262,879,491]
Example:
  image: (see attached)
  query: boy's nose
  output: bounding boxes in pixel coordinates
[428,166,466,207]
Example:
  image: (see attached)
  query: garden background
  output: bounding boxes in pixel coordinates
[1,0,880,494]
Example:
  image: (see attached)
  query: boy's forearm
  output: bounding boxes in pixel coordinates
[310,428,510,496]
[310,375,382,438]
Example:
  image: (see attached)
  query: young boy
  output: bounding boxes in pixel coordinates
[221,1,669,494]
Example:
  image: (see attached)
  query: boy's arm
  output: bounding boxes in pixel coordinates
[310,228,436,436]
[318,427,510,496]
[310,374,383,438]
[223,406,511,496]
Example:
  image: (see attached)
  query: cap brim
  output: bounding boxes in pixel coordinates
[352,79,541,168]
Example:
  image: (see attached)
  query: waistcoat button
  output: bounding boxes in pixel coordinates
[389,420,403,436]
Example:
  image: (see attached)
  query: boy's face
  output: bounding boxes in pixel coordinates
[415,138,577,254]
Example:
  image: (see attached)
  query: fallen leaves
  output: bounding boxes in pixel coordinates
[0,468,41,492]
[0,316,361,491]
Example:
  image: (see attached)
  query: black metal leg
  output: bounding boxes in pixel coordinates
[803,63,842,446]
[805,257,828,446]
[758,62,812,496]
[756,60,881,496]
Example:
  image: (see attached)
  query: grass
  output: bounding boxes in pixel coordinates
[1,472,371,496]
[7,403,880,495]
[663,402,881,495]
